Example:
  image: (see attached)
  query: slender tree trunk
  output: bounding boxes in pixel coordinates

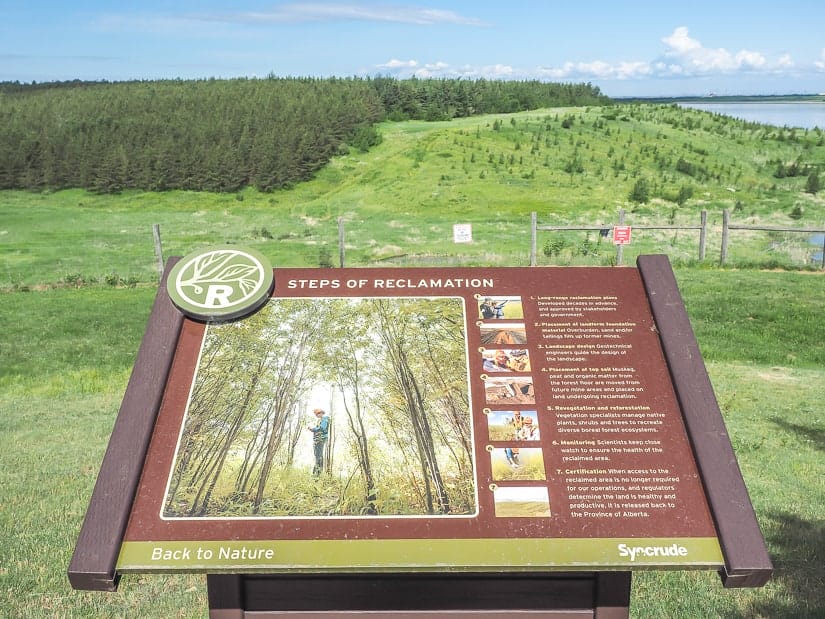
[190,365,264,515]
[375,302,451,514]
[252,333,312,512]
[285,400,305,467]
[235,411,271,496]
[188,404,248,516]
[338,364,377,514]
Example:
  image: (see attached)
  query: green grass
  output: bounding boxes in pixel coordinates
[632,361,824,618]
[0,286,155,394]
[675,270,825,367]
[0,288,207,617]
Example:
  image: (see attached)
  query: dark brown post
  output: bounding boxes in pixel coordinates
[68,259,184,591]
[207,575,244,619]
[637,254,772,587]
[207,572,630,617]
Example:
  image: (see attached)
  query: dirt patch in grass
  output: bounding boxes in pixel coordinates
[757,367,799,382]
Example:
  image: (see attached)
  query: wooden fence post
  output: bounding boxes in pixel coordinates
[152,224,164,278]
[616,209,625,266]
[720,209,730,265]
[820,233,825,270]
[338,217,345,268]
[699,210,707,261]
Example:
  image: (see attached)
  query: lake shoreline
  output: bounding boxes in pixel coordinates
[616,94,825,104]
[611,95,825,129]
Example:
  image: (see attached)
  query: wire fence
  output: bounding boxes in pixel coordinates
[529,209,710,267]
[530,209,824,270]
[149,211,825,277]
[7,209,823,290]
[720,210,825,269]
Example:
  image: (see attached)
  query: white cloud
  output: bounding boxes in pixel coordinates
[815,48,825,71]
[536,60,651,81]
[777,54,794,69]
[484,63,515,77]
[378,27,797,84]
[96,3,486,37]
[376,59,520,80]
[377,59,418,70]
[616,61,652,79]
[660,27,769,74]
[662,26,701,54]
[193,3,486,26]
[413,61,451,78]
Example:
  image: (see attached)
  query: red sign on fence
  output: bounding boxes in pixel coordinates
[613,225,632,245]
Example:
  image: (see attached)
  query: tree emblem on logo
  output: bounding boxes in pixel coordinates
[167,246,274,321]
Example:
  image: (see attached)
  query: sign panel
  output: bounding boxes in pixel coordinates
[453,223,473,243]
[613,226,632,245]
[115,265,723,574]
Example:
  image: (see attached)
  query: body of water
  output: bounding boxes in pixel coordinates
[811,233,825,264]
[678,102,825,130]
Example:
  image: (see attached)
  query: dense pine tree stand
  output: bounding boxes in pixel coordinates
[0,78,608,194]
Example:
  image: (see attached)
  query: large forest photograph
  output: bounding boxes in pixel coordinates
[163,295,476,519]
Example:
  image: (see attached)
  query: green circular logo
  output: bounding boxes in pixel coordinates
[167,246,274,321]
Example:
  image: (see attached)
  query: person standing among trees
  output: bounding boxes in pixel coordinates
[308,408,330,477]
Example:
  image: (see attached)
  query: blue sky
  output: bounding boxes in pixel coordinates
[2,1,824,97]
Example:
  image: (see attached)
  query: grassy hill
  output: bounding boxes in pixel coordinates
[2,103,824,288]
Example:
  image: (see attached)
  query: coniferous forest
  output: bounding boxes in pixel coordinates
[0,77,609,193]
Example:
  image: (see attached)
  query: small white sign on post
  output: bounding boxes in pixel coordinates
[453,223,473,244]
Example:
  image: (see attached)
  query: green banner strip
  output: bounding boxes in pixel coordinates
[118,537,723,572]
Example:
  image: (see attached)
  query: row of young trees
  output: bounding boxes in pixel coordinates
[164,297,474,518]
[0,77,609,194]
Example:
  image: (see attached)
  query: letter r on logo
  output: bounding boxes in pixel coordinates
[204,285,233,307]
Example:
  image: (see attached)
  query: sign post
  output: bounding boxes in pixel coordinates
[69,250,771,616]
[613,208,630,266]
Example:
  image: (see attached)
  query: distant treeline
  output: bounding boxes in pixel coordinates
[0,77,609,193]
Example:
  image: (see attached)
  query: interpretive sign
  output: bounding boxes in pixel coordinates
[69,253,771,594]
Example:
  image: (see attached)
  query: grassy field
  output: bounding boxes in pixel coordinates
[1,105,824,617]
[2,105,824,289]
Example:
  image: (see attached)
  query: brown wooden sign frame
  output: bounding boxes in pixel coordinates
[636,255,771,587]
[68,255,771,615]
[68,258,184,591]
